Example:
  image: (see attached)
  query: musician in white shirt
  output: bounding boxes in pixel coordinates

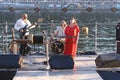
[14,13,32,56]
[14,13,31,38]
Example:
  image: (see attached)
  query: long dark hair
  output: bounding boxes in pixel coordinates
[69,17,78,26]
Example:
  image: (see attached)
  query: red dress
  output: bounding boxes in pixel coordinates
[63,25,80,58]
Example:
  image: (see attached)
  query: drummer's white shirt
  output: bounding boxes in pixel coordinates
[55,26,65,37]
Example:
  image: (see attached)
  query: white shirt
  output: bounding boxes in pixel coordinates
[14,18,31,35]
[55,26,65,37]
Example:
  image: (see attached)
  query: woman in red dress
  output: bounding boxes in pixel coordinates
[63,17,80,59]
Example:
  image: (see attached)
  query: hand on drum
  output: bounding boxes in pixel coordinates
[58,38,65,43]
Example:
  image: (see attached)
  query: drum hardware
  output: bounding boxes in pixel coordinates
[51,40,64,54]
[50,35,66,55]
[49,35,76,54]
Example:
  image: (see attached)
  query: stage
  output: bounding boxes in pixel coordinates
[13,54,103,80]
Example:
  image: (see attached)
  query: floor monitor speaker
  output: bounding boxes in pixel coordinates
[95,54,120,68]
[49,55,74,69]
[0,54,22,69]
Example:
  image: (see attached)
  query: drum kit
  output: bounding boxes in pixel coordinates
[26,33,65,55]
[51,39,64,54]
[25,32,64,66]
[8,33,64,55]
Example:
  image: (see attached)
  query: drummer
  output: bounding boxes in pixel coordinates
[54,20,67,43]
[49,20,67,54]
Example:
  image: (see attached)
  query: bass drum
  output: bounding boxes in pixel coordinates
[51,41,64,54]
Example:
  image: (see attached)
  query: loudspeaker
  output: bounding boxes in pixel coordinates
[0,54,22,69]
[95,54,120,68]
[0,70,17,80]
[49,55,74,69]
[97,70,120,80]
[117,41,120,54]
[116,23,120,41]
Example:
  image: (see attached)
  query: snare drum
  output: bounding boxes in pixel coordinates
[51,40,64,54]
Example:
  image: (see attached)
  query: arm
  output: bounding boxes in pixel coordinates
[26,20,38,29]
[54,26,59,37]
[14,20,21,31]
[76,25,80,44]
[76,33,79,44]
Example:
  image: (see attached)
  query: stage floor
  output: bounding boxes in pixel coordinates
[13,53,103,80]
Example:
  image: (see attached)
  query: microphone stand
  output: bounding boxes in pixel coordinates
[5,21,8,54]
[43,30,50,69]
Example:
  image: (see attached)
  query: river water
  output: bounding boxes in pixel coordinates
[0,10,118,53]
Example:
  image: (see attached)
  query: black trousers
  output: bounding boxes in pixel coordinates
[19,36,31,56]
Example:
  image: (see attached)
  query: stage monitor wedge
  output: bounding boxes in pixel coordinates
[95,54,120,68]
[97,70,120,80]
[49,55,74,69]
[0,54,22,69]
[0,70,17,80]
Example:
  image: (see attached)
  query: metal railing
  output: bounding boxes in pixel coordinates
[0,21,116,54]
